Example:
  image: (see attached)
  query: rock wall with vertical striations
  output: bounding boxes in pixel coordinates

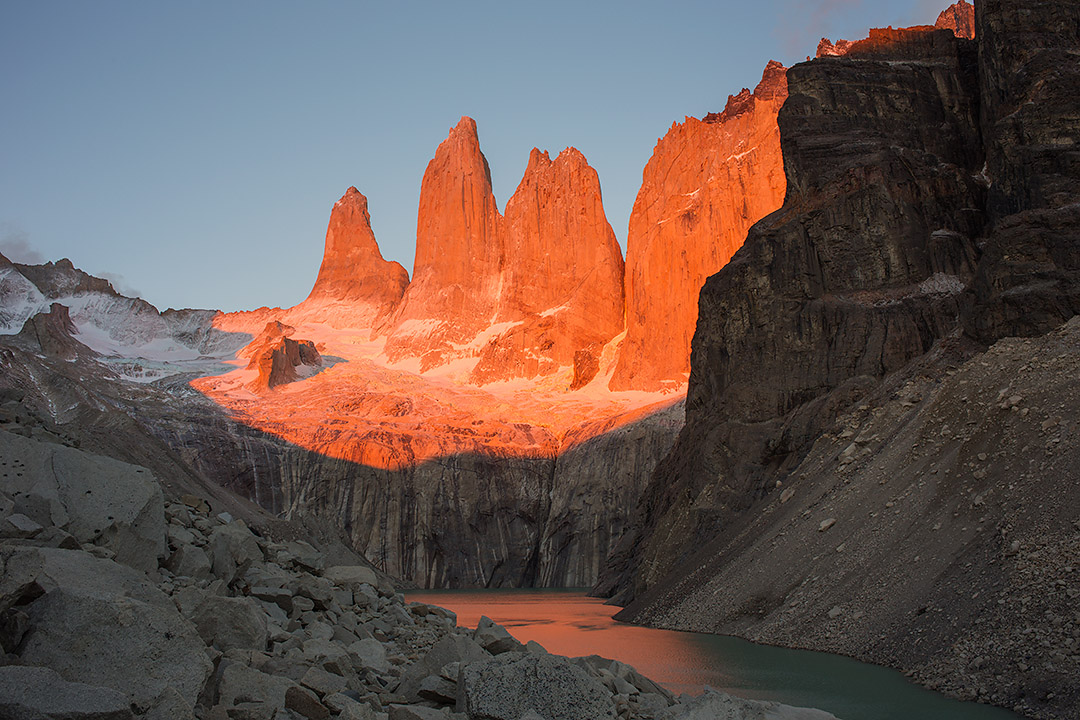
[609,61,788,391]
[962,0,1080,341]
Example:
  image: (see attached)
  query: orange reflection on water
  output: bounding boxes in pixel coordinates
[408,589,716,696]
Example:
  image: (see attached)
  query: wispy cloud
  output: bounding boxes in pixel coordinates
[772,0,951,62]
[97,271,143,299]
[772,0,864,61]
[0,225,44,264]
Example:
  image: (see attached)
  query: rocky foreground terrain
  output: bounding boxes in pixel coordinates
[0,421,836,720]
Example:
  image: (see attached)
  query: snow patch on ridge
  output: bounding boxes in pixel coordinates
[539,304,570,318]
[0,267,48,332]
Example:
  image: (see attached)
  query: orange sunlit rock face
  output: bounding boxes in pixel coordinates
[303,187,409,326]
[197,140,667,471]
[934,0,975,40]
[380,117,504,369]
[381,118,626,383]
[609,60,788,391]
[193,321,677,470]
[471,147,625,385]
[240,321,322,393]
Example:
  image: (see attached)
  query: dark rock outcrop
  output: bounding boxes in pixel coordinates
[962,0,1080,341]
[539,401,683,587]
[15,303,92,361]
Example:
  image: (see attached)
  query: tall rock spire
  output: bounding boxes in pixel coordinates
[304,187,409,317]
[470,146,625,385]
[382,118,625,384]
[381,116,503,368]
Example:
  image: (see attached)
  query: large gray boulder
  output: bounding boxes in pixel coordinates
[323,564,378,589]
[458,652,616,720]
[15,548,212,710]
[395,634,490,702]
[216,661,298,708]
[209,521,263,584]
[0,664,133,720]
[166,541,213,580]
[0,430,165,572]
[173,585,268,651]
[655,689,839,720]
[472,616,522,655]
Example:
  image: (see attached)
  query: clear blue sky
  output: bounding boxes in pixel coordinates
[1,0,949,312]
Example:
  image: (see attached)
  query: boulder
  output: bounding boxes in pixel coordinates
[0,430,165,572]
[323,564,379,589]
[388,705,448,720]
[301,665,348,697]
[572,655,672,701]
[173,586,269,651]
[217,661,298,708]
[1,512,42,539]
[395,634,489,702]
[458,653,616,720]
[303,637,351,669]
[14,548,211,709]
[348,637,390,673]
[0,664,133,720]
[417,673,457,704]
[473,616,522,654]
[324,693,376,720]
[210,522,263,584]
[285,684,331,720]
[655,689,838,719]
[284,540,325,572]
[166,542,213,580]
[145,686,198,720]
[0,545,45,616]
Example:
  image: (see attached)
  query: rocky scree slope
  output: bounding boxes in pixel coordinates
[0,424,836,720]
[600,2,1080,718]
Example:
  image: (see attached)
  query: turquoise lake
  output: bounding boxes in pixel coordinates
[407,588,1022,720]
